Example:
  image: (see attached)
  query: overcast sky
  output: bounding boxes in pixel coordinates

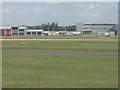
[2,2,118,26]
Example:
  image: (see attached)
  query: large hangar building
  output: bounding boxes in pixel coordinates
[76,22,117,35]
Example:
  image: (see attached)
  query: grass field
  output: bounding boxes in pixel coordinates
[2,40,118,88]
[2,41,118,52]
[3,52,118,88]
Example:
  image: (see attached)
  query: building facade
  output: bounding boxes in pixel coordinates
[0,24,118,36]
[76,23,117,35]
[0,27,12,36]
[0,26,44,36]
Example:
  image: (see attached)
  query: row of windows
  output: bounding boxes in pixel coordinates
[0,31,41,35]
[0,29,25,31]
[19,29,25,31]
[27,32,41,35]
[12,33,25,35]
[83,28,107,29]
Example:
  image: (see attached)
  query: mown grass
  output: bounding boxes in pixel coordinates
[2,41,118,52]
[3,52,118,88]
[2,35,118,39]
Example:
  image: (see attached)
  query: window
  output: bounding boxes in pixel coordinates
[27,32,31,34]
[83,28,88,29]
[12,27,18,29]
[19,33,24,35]
[12,29,18,33]
[19,29,24,31]
[38,32,41,35]
[103,28,107,29]
[13,33,17,35]
[32,32,36,35]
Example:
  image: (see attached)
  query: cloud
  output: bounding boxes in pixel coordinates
[3,8,11,14]
[2,2,45,15]
[2,2,117,26]
[80,12,99,18]
[0,3,2,24]
[20,8,44,15]
[0,3,2,14]
[32,9,44,14]
[72,3,96,11]
[52,13,59,16]
[2,3,16,14]
[48,3,97,17]
[16,11,26,15]
[2,7,15,14]
[88,4,95,9]
[3,3,44,16]
[2,3,9,6]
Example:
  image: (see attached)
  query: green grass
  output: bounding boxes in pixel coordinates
[2,35,118,39]
[3,52,118,88]
[2,40,118,88]
[2,41,118,52]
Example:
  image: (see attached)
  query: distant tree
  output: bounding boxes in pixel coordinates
[23,22,76,31]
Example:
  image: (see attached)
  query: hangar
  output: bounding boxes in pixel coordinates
[76,22,117,36]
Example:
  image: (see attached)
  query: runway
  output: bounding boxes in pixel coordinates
[2,49,118,56]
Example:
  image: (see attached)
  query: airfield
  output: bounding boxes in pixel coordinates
[1,35,118,88]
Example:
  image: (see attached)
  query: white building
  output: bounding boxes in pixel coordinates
[27,29,44,36]
[0,26,44,36]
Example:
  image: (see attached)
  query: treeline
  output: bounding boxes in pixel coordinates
[22,22,76,31]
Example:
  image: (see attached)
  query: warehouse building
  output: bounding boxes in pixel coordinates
[76,22,117,36]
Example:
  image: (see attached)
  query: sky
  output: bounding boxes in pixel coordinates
[2,2,118,26]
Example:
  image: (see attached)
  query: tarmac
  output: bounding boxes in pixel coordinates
[2,49,118,56]
[1,39,117,41]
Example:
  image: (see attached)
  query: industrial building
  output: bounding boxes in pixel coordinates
[76,22,117,36]
[0,26,44,36]
[0,23,118,37]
